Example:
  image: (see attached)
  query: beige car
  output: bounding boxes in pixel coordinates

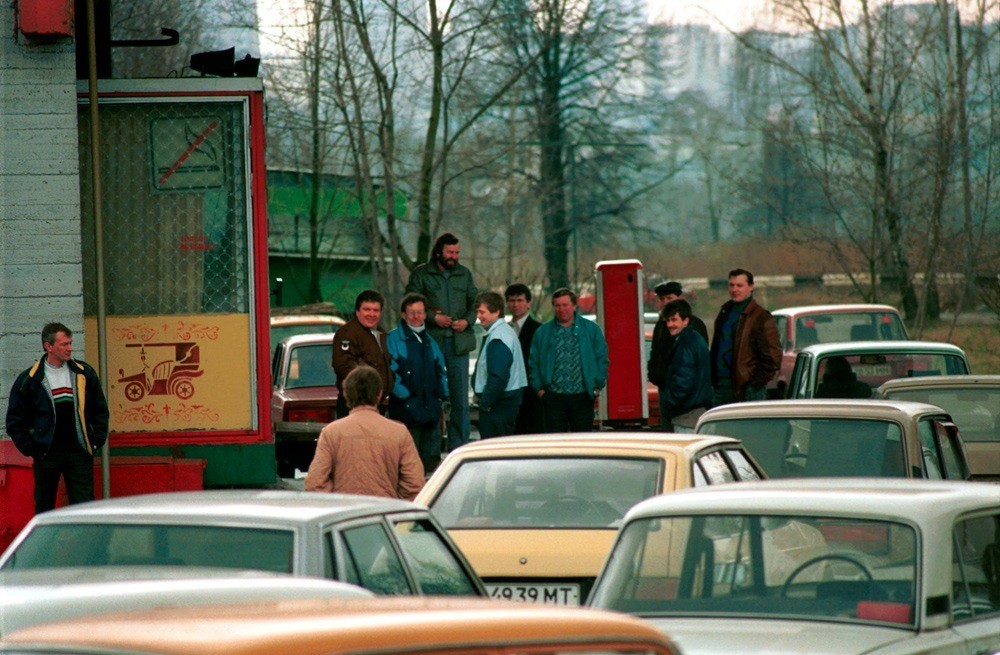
[878,374,1000,481]
[1,597,680,655]
[269,314,345,358]
[416,433,765,605]
[696,399,971,480]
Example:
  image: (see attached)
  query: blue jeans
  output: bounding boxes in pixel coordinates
[442,338,470,449]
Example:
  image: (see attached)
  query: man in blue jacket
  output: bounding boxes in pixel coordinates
[386,293,449,471]
[6,323,109,513]
[472,292,526,439]
[528,288,609,432]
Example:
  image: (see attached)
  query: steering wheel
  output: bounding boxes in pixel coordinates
[538,495,604,522]
[780,554,874,598]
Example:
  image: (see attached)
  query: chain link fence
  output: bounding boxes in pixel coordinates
[79,100,250,316]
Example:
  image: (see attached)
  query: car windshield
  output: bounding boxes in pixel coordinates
[591,514,917,628]
[430,457,662,529]
[698,418,905,479]
[815,353,969,396]
[3,524,295,573]
[284,344,337,389]
[794,312,907,348]
[883,387,999,443]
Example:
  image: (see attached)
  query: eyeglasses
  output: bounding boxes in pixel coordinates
[405,309,426,317]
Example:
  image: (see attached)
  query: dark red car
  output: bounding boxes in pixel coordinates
[271,333,338,477]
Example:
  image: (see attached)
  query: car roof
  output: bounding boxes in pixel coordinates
[879,374,1000,392]
[697,398,950,423]
[772,303,902,317]
[270,315,345,326]
[0,574,371,635]
[2,597,677,655]
[21,490,424,526]
[625,479,999,524]
[442,433,743,459]
[278,333,337,348]
[798,340,967,356]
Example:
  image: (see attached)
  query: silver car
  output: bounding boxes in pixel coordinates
[0,490,486,598]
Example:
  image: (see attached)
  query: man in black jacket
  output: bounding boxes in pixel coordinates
[505,283,542,433]
[6,323,109,513]
[647,282,708,428]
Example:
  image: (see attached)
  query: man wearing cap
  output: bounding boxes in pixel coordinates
[648,281,708,429]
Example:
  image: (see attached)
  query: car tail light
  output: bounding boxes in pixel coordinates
[286,407,334,423]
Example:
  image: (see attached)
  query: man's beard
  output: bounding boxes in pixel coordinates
[437,255,458,269]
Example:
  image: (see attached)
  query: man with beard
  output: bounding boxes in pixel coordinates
[405,233,478,450]
[332,289,394,417]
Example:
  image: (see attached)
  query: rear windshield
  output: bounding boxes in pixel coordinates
[4,524,295,573]
[429,457,662,529]
[883,387,999,443]
[284,344,338,389]
[815,353,969,397]
[793,312,907,348]
[699,418,905,479]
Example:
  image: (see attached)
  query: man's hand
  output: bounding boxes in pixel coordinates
[451,319,468,332]
[536,389,545,399]
[435,314,453,328]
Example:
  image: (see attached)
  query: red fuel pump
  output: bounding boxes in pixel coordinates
[595,259,648,427]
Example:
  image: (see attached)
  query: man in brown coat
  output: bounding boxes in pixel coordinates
[709,268,782,405]
[305,366,424,500]
[332,289,394,417]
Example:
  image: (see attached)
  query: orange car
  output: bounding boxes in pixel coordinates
[1,597,680,655]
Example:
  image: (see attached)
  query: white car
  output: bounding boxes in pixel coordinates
[589,479,1000,655]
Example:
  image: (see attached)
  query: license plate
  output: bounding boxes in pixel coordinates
[487,583,580,605]
[854,364,891,378]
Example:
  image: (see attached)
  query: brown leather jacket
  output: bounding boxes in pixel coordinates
[710,297,781,400]
[332,317,394,400]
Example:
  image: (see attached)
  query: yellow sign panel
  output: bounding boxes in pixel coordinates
[86,315,254,432]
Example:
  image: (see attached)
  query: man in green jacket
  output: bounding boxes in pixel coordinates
[405,233,478,450]
[528,288,609,432]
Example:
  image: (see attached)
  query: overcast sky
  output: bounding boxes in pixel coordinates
[648,0,768,30]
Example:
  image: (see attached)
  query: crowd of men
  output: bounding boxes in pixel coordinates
[305,232,783,498]
[4,231,783,510]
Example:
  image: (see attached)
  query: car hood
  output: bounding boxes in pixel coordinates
[274,386,338,403]
[645,617,909,654]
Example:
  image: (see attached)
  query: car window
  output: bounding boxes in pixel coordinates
[699,418,905,479]
[934,421,966,480]
[429,457,662,529]
[795,312,907,344]
[338,522,412,595]
[391,519,480,596]
[695,451,735,484]
[2,524,295,573]
[952,513,1000,621]
[788,353,812,398]
[286,344,337,389]
[591,514,918,628]
[271,343,285,386]
[815,353,969,396]
[917,420,944,479]
[884,387,1000,443]
[774,315,788,350]
[724,449,762,481]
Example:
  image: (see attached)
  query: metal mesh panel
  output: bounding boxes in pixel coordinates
[79,99,250,315]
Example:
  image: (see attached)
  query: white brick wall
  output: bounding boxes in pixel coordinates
[0,8,83,436]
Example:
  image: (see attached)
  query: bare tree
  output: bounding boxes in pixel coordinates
[732,0,999,323]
